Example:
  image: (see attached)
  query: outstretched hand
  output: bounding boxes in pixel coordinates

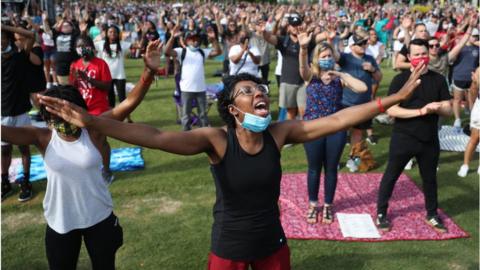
[144,40,163,72]
[396,63,426,101]
[38,95,93,128]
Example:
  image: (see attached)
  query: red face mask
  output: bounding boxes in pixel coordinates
[410,56,430,68]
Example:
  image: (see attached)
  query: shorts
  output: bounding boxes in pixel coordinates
[1,113,31,146]
[353,119,373,130]
[471,98,480,130]
[43,47,57,61]
[279,83,306,109]
[207,244,290,270]
[452,80,472,91]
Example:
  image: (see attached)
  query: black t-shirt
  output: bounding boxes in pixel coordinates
[28,46,46,92]
[276,35,316,85]
[388,70,451,141]
[54,31,79,76]
[2,50,32,116]
[210,128,286,261]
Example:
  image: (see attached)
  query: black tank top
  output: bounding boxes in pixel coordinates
[210,127,286,261]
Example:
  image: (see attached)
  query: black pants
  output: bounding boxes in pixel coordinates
[258,63,270,84]
[45,212,123,270]
[108,79,127,108]
[377,132,439,217]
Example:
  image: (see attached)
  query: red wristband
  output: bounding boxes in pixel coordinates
[377,97,385,113]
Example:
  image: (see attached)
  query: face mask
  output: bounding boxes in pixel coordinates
[410,56,430,68]
[442,24,448,30]
[188,45,199,52]
[49,120,81,137]
[76,47,94,58]
[2,45,12,54]
[231,106,272,133]
[318,58,335,70]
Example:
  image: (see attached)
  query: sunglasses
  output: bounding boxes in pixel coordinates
[231,84,269,100]
[354,40,368,46]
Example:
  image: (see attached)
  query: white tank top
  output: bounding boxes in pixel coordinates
[43,128,113,234]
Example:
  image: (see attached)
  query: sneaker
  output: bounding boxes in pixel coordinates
[282,143,294,149]
[102,170,115,185]
[376,213,390,232]
[306,205,319,224]
[322,205,333,224]
[404,159,414,170]
[425,215,447,233]
[18,182,32,202]
[346,158,358,172]
[457,164,469,178]
[366,135,378,145]
[1,181,13,201]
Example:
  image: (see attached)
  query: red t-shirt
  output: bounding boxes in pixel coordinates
[70,57,112,116]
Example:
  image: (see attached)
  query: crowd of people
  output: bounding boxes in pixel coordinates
[1,0,479,269]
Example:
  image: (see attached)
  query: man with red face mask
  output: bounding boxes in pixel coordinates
[375,39,453,233]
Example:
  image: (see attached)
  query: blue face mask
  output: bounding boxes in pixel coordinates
[188,45,199,52]
[232,106,272,133]
[318,58,335,70]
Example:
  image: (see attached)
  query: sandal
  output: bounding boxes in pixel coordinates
[306,205,319,224]
[322,205,333,224]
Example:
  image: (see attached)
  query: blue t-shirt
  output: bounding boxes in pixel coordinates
[452,45,479,81]
[303,76,344,120]
[339,53,378,106]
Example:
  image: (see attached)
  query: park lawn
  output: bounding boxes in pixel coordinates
[1,58,478,270]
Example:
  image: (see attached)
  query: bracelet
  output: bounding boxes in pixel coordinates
[140,69,155,85]
[376,97,385,113]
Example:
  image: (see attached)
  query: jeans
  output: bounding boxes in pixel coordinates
[377,132,439,217]
[181,91,209,131]
[303,131,347,204]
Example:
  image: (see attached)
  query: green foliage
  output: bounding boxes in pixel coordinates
[1,59,478,270]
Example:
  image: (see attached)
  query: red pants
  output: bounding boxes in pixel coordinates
[207,245,291,270]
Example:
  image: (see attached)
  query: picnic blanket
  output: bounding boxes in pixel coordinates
[8,147,144,183]
[280,172,469,241]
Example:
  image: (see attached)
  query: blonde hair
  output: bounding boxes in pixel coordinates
[311,42,334,77]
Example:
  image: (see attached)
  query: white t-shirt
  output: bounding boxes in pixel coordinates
[275,50,283,76]
[228,44,261,76]
[366,41,384,60]
[95,40,131,80]
[174,47,212,92]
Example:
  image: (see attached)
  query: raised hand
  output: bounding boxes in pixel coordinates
[396,62,426,101]
[297,29,312,48]
[144,40,163,71]
[38,95,93,128]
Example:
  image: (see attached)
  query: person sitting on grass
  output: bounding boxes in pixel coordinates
[37,66,424,270]
[1,40,163,270]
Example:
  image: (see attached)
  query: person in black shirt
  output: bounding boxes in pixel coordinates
[376,39,453,233]
[38,65,424,269]
[1,24,42,202]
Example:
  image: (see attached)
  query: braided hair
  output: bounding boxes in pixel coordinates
[104,25,122,58]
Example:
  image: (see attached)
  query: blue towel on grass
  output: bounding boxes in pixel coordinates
[12,147,144,182]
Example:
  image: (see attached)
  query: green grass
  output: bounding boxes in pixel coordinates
[2,59,478,270]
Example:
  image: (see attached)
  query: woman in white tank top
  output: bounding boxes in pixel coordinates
[1,41,163,270]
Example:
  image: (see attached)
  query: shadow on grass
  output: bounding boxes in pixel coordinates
[293,250,453,270]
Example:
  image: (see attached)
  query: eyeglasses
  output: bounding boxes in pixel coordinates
[429,44,440,48]
[231,84,269,100]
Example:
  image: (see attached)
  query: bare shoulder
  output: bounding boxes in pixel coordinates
[36,127,53,151]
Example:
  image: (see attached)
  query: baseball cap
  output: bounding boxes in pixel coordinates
[352,33,368,45]
[288,13,302,26]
